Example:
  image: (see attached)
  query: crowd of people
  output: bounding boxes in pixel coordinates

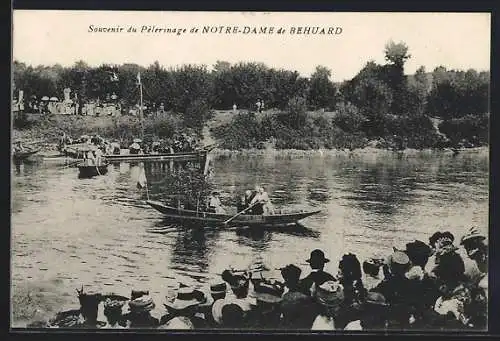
[58,131,203,158]
[132,134,202,155]
[37,227,487,330]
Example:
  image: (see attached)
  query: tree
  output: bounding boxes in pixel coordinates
[384,40,411,68]
[407,66,429,116]
[281,96,308,129]
[307,65,336,110]
[213,60,231,73]
[383,41,412,114]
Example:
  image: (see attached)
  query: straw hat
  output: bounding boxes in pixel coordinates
[249,281,284,304]
[199,281,227,308]
[460,227,486,245]
[365,291,388,307]
[129,295,155,313]
[158,316,194,330]
[388,251,410,271]
[315,281,344,308]
[164,287,207,311]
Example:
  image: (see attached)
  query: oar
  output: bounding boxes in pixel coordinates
[222,201,260,226]
[60,160,81,169]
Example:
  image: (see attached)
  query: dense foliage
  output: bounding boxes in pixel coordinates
[13,40,489,150]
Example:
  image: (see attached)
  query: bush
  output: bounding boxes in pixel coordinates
[13,112,32,130]
[144,112,183,139]
[332,102,367,133]
[438,113,489,147]
[184,98,214,133]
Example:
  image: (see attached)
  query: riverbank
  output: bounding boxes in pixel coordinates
[12,113,489,157]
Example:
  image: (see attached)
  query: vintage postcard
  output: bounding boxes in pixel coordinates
[11,10,490,332]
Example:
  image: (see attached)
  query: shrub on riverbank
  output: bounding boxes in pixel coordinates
[438,113,489,147]
[211,110,370,150]
[13,113,190,145]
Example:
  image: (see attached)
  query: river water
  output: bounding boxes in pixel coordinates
[10,149,489,327]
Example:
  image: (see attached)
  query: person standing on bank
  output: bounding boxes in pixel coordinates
[299,249,336,296]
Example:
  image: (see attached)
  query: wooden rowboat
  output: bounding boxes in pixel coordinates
[12,149,39,161]
[77,163,109,178]
[146,200,321,227]
[103,149,210,163]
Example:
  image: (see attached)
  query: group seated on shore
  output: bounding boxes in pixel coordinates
[34,227,487,330]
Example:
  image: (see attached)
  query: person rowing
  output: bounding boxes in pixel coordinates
[250,186,274,215]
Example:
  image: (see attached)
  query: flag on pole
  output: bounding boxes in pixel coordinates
[137,166,147,189]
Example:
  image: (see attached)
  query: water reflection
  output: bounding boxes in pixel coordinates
[11,150,489,326]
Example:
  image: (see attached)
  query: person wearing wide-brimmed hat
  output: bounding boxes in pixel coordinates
[160,286,208,329]
[431,251,477,328]
[212,270,255,328]
[124,295,159,328]
[372,250,414,329]
[402,240,442,326]
[344,291,389,331]
[247,279,284,328]
[299,249,336,297]
[311,280,345,330]
[198,280,228,327]
[337,253,367,324]
[425,231,461,278]
[48,287,106,328]
[102,295,128,328]
[460,227,487,274]
[279,264,317,329]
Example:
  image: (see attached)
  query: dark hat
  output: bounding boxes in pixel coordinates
[429,232,443,247]
[221,303,245,327]
[221,270,249,291]
[131,290,149,301]
[363,259,381,278]
[210,282,227,295]
[306,249,330,264]
[250,281,284,304]
[433,252,465,281]
[339,253,362,281]
[280,264,302,285]
[405,240,432,261]
[430,231,455,248]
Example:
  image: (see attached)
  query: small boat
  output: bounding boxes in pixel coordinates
[77,163,109,178]
[103,149,210,163]
[146,200,321,227]
[12,149,39,161]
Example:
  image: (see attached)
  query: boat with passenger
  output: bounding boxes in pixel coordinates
[146,200,320,228]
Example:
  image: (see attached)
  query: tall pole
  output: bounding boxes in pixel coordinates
[139,73,144,138]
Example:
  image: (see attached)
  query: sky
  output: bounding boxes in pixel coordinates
[13,11,491,81]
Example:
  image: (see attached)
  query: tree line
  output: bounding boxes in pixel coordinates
[13,40,489,149]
